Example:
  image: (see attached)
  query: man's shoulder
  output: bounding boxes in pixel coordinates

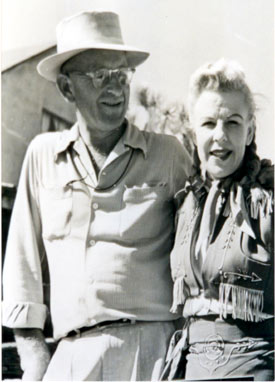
[28,129,71,155]
[135,126,183,152]
[31,131,62,147]
[141,128,179,144]
[143,129,190,161]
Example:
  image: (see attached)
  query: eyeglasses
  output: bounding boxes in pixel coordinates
[68,67,136,88]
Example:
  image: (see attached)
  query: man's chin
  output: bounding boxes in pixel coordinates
[96,116,125,132]
[101,110,126,125]
[100,102,125,116]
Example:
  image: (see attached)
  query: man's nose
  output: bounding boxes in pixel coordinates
[106,75,124,96]
[106,86,123,96]
[213,120,226,142]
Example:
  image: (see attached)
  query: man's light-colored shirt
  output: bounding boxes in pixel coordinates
[3,122,192,339]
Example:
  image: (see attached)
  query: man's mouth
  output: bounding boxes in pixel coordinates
[101,99,124,107]
[210,149,232,160]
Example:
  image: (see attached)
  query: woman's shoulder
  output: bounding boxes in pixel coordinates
[243,160,274,247]
[255,159,274,192]
[245,159,274,219]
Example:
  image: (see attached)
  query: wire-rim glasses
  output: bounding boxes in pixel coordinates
[68,67,136,88]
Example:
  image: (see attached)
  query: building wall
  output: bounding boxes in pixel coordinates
[2,47,76,186]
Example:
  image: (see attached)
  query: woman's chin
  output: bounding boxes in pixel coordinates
[206,166,235,180]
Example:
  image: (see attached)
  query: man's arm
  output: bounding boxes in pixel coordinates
[170,136,195,196]
[3,139,50,379]
[14,329,51,381]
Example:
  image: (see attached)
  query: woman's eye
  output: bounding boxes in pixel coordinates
[227,120,239,126]
[202,121,215,127]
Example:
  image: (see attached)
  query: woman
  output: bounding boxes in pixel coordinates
[162,59,274,381]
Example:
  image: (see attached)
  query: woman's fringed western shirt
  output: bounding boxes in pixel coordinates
[170,170,274,322]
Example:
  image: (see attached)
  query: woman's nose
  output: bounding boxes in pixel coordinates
[213,120,226,142]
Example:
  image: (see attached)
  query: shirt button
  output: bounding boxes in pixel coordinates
[102,172,106,176]
[92,202,99,210]
[89,240,96,247]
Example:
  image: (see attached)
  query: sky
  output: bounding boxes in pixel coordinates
[2,0,274,159]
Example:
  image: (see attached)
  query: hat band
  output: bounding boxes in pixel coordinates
[58,36,125,53]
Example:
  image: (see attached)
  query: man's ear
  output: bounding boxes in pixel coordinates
[56,74,75,103]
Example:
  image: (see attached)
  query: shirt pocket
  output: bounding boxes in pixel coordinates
[39,186,73,241]
[119,183,169,242]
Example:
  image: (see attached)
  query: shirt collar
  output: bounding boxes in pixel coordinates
[122,120,148,158]
[54,123,79,161]
[54,120,148,161]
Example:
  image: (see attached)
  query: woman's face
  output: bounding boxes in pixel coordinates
[192,90,254,179]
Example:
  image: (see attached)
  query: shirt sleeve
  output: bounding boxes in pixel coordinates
[2,139,48,329]
[259,190,274,255]
[169,136,194,198]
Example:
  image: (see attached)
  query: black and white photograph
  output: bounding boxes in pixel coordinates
[2,0,274,380]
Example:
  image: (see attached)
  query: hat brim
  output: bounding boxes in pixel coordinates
[37,43,149,82]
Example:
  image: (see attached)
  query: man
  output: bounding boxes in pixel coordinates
[2,11,192,381]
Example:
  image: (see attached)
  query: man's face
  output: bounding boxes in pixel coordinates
[63,50,131,133]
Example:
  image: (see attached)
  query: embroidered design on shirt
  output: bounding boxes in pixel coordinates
[189,334,255,374]
[222,271,262,283]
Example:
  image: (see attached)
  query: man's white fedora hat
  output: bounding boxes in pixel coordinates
[37,10,149,82]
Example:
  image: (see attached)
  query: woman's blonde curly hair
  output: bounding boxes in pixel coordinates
[188,58,263,182]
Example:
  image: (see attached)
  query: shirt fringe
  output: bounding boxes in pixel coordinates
[250,188,273,219]
[219,283,264,322]
[170,276,187,314]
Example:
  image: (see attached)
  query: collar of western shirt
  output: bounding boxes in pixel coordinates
[189,174,256,240]
[54,120,148,161]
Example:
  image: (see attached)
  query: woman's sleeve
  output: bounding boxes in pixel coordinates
[259,190,274,255]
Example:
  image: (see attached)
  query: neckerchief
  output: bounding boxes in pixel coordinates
[191,167,257,267]
[195,180,223,265]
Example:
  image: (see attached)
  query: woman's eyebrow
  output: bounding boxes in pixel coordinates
[228,113,244,119]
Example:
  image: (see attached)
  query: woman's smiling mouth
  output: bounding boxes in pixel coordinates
[210,149,232,160]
